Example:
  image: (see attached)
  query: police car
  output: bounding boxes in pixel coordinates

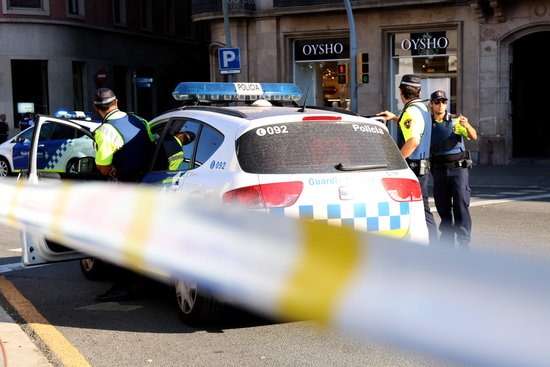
[20,83,428,325]
[0,111,98,177]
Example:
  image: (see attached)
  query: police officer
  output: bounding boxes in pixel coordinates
[429,90,477,249]
[93,88,155,302]
[93,88,154,181]
[0,114,8,143]
[161,121,195,171]
[377,74,438,244]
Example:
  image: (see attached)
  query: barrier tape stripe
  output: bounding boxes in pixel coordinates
[2,179,550,367]
[280,220,362,321]
[51,181,73,244]
[120,186,157,273]
[6,179,24,228]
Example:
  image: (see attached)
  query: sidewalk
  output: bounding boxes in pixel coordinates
[469,162,550,188]
[0,306,52,367]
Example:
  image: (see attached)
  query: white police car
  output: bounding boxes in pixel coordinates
[20,83,428,325]
[0,111,98,177]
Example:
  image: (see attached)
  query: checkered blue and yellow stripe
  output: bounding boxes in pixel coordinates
[43,140,73,171]
[270,201,410,237]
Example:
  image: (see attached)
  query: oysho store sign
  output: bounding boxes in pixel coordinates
[395,31,450,56]
[295,38,349,61]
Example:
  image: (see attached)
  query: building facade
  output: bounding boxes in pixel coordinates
[0,0,209,131]
[193,0,550,165]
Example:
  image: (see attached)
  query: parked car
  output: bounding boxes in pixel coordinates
[0,111,98,177]
[19,83,428,325]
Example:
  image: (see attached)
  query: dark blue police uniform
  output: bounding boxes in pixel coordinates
[431,111,473,248]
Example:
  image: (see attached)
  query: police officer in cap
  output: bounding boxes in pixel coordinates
[93,87,154,182]
[93,88,155,302]
[377,74,438,244]
[429,90,477,249]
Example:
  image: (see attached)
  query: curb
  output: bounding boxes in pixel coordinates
[0,306,52,367]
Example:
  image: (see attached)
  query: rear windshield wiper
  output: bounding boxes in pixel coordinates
[335,163,389,171]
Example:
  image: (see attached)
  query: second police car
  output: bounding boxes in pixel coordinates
[20,82,429,325]
[0,111,98,177]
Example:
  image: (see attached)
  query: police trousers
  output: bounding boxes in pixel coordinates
[417,173,438,245]
[432,166,472,247]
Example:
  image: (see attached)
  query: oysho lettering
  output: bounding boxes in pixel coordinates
[302,43,344,56]
[401,37,449,51]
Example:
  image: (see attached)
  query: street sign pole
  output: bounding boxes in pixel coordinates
[344,0,358,113]
[222,0,235,83]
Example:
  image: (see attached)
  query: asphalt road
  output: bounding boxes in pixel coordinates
[1,183,550,367]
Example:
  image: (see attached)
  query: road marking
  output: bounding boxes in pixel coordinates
[7,248,22,252]
[431,193,550,212]
[75,303,142,312]
[0,276,91,367]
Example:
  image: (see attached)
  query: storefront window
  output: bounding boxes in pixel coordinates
[293,38,350,109]
[391,30,458,113]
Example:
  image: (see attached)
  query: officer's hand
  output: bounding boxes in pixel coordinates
[376,111,397,123]
[458,115,471,128]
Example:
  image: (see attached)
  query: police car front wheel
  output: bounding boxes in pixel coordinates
[0,158,11,177]
[174,279,223,326]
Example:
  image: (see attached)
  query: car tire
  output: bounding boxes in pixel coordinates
[174,279,223,326]
[66,158,79,174]
[0,157,11,177]
[79,257,113,281]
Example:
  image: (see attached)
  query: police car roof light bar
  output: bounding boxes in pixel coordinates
[172,82,303,102]
[54,110,92,119]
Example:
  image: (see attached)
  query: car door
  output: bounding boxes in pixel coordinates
[21,115,101,265]
[141,118,202,194]
[12,128,34,171]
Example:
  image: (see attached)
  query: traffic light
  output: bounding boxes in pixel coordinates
[358,52,369,84]
[337,63,348,84]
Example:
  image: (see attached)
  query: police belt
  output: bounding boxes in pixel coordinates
[406,159,430,169]
[406,159,430,176]
[431,159,472,170]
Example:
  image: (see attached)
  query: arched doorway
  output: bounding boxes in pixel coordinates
[511,31,550,158]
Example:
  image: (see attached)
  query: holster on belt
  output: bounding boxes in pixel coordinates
[407,158,430,176]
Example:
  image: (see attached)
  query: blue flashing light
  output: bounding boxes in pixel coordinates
[172,82,303,102]
[54,110,92,119]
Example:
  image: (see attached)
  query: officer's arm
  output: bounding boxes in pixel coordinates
[96,164,116,177]
[400,137,420,159]
[376,110,398,123]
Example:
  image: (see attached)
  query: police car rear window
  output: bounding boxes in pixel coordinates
[236,121,407,174]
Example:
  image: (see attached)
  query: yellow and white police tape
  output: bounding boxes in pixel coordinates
[1,177,550,367]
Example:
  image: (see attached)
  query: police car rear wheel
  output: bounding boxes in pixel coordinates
[79,257,113,281]
[174,279,223,326]
[0,158,10,177]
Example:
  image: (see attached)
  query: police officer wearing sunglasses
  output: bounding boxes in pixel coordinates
[377,74,438,244]
[429,90,478,249]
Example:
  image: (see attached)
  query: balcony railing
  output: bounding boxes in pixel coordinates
[191,0,255,15]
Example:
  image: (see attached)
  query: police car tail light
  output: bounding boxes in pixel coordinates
[223,181,304,208]
[381,178,422,202]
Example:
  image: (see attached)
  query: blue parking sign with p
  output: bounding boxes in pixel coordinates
[219,48,241,74]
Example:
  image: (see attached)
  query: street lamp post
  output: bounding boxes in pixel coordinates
[343,0,358,113]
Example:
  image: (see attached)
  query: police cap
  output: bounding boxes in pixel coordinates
[430,90,448,101]
[93,88,117,105]
[400,74,422,88]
